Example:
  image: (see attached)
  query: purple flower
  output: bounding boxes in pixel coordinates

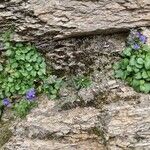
[136,32,142,38]
[3,98,11,107]
[26,88,36,101]
[133,43,140,50]
[139,35,147,44]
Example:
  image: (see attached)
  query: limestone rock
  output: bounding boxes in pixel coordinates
[1,0,150,40]
[3,137,105,150]
[102,94,150,150]
[0,0,150,73]
[3,88,150,150]
[0,122,12,148]
[2,96,105,150]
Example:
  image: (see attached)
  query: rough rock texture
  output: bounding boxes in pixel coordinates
[1,0,150,40]
[2,86,150,150]
[2,29,150,150]
[104,94,150,150]
[0,122,12,148]
[1,0,150,149]
[0,0,150,73]
[2,97,106,150]
[46,33,126,74]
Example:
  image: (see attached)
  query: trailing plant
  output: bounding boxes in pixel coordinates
[42,75,63,99]
[0,32,46,99]
[1,88,37,118]
[113,29,150,93]
[72,75,91,90]
[13,99,37,118]
[0,31,63,118]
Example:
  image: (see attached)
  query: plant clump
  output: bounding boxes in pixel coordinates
[113,29,150,93]
[0,31,63,118]
[72,75,91,90]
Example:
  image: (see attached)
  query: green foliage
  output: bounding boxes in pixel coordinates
[0,31,63,119]
[42,75,63,99]
[114,34,150,93]
[73,75,91,90]
[0,34,46,99]
[13,99,37,118]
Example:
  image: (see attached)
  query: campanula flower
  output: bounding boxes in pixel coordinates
[3,98,11,107]
[139,35,147,44]
[136,32,142,38]
[26,88,36,101]
[133,43,140,50]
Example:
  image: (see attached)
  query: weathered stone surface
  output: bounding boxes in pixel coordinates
[2,86,150,150]
[102,94,150,150]
[1,0,150,40]
[3,137,105,150]
[0,122,12,148]
[0,0,150,73]
[2,96,105,150]
[1,1,150,149]
[46,33,125,74]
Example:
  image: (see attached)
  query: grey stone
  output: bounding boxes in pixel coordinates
[2,96,105,150]
[1,0,150,40]
[0,0,149,73]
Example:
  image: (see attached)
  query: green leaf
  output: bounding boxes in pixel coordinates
[8,77,13,82]
[135,72,142,79]
[129,55,136,66]
[140,83,150,93]
[25,63,31,68]
[137,58,144,65]
[11,62,18,69]
[133,67,140,73]
[20,54,25,61]
[34,63,39,70]
[0,64,3,71]
[31,54,38,62]
[143,45,150,52]
[16,43,23,47]
[14,72,20,78]
[113,62,120,70]
[26,66,33,71]
[115,70,124,79]
[37,57,42,63]
[147,71,150,77]
[123,48,132,57]
[135,63,143,69]
[4,42,11,48]
[5,50,12,56]
[26,53,31,61]
[132,79,140,88]
[40,62,46,68]
[120,59,129,70]
[10,86,15,93]
[50,94,57,100]
[21,71,28,77]
[127,65,132,72]
[15,84,20,91]
[140,80,145,85]
[38,69,45,76]
[142,71,149,79]
[144,55,150,69]
[31,70,36,77]
[126,77,132,85]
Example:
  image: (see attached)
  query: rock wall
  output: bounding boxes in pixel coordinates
[1,0,150,40]
[2,77,150,150]
[1,0,150,150]
[1,30,150,149]
[0,0,150,73]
